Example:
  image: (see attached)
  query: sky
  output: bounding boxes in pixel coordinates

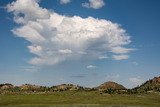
[0,0,160,88]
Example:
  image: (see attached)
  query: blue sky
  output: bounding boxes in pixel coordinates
[0,0,160,88]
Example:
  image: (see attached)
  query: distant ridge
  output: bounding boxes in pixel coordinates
[0,76,160,94]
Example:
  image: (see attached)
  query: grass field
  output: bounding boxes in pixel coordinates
[0,91,160,107]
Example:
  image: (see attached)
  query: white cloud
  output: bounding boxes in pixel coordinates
[111,46,133,54]
[7,0,133,66]
[86,65,96,69]
[112,55,129,60]
[98,56,108,59]
[129,77,144,86]
[82,0,105,9]
[58,49,72,54]
[6,0,50,24]
[28,45,42,55]
[59,0,71,4]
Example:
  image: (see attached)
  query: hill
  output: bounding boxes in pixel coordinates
[133,76,160,93]
[96,81,126,91]
[50,84,83,91]
[0,83,14,90]
[1,76,160,94]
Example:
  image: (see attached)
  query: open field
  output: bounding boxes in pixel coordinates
[0,91,160,107]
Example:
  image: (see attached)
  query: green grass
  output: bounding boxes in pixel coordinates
[0,91,160,107]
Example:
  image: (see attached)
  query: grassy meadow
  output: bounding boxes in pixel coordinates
[0,91,160,107]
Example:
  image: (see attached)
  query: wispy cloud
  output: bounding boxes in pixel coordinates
[132,61,139,66]
[111,46,134,54]
[19,66,39,72]
[70,74,86,78]
[112,55,129,60]
[59,0,71,4]
[82,0,105,9]
[98,56,108,60]
[6,0,132,66]
[86,65,96,69]
[58,49,72,54]
[129,77,144,86]
[105,74,120,81]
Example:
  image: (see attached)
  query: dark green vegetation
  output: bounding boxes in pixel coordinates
[0,76,160,107]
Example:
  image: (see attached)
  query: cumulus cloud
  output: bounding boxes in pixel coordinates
[129,77,144,86]
[59,0,71,4]
[6,0,133,66]
[6,0,50,24]
[86,65,97,69]
[82,0,105,9]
